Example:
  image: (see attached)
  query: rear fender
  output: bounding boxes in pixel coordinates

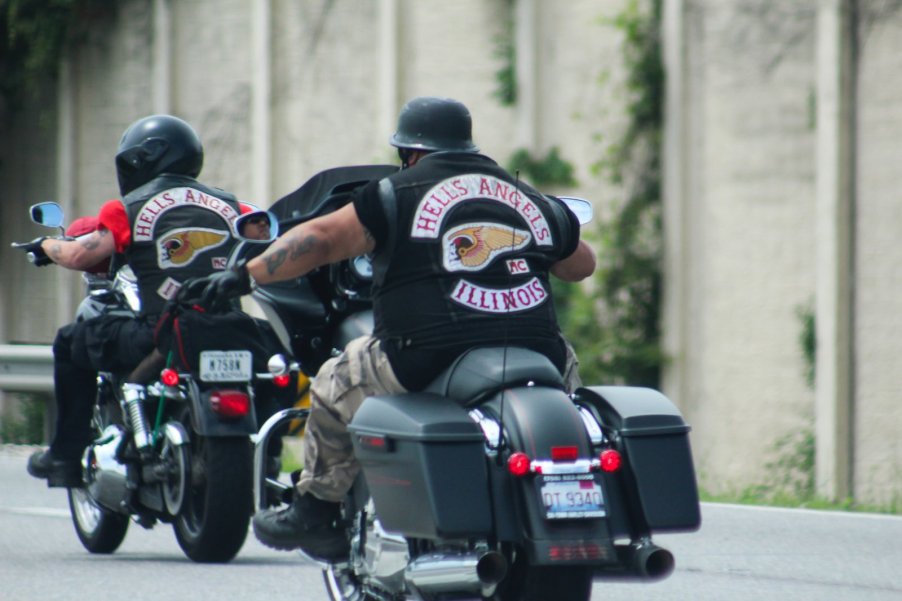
[478,386,617,566]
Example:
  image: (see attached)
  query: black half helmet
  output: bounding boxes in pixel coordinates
[390,96,479,153]
[115,114,204,196]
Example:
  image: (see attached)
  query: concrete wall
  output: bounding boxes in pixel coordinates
[4,0,902,506]
[664,0,902,506]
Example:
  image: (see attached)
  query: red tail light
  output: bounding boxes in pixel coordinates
[507,452,532,476]
[273,374,291,388]
[210,390,250,418]
[550,445,579,462]
[161,368,180,386]
[599,449,622,473]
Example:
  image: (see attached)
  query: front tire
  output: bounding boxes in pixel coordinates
[173,435,253,562]
[68,488,129,554]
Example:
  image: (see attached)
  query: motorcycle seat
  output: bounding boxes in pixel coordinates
[424,346,564,406]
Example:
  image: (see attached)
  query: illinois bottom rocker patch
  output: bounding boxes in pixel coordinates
[450,277,548,313]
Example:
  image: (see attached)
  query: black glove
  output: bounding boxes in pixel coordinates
[200,261,253,309]
[13,236,52,266]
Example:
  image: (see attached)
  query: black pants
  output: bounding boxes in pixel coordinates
[49,315,155,460]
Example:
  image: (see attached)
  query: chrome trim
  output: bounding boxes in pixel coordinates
[577,405,605,445]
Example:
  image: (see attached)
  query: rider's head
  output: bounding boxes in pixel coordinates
[390,96,479,168]
[115,114,204,196]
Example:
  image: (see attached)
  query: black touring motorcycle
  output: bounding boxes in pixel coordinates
[239,166,701,600]
[14,202,280,563]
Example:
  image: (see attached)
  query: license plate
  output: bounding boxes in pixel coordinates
[199,350,252,382]
[540,474,606,519]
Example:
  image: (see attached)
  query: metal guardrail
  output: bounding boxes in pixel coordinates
[0,344,54,392]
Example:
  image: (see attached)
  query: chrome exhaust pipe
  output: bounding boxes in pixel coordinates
[405,551,508,595]
[615,541,675,580]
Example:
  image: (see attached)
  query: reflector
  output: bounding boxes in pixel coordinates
[273,374,291,388]
[161,368,180,387]
[599,449,622,473]
[507,452,531,476]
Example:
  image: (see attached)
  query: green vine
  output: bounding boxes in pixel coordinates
[555,0,664,388]
[0,0,115,114]
[796,301,816,389]
[492,0,517,106]
[507,147,577,187]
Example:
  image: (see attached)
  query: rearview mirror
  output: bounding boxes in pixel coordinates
[30,202,64,229]
[235,210,279,242]
[557,196,594,225]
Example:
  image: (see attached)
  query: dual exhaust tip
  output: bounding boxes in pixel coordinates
[405,550,508,595]
[404,541,674,595]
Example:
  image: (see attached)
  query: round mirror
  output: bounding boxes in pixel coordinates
[30,202,64,228]
[236,210,279,242]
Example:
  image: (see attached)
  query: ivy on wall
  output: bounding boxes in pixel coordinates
[555,0,665,388]
[507,147,577,187]
[492,0,517,106]
[0,0,115,115]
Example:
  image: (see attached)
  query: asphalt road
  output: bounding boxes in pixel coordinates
[2,444,902,601]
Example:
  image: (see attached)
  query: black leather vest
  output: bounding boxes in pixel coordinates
[370,152,576,351]
[122,174,242,316]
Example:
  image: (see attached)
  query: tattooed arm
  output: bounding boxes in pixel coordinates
[40,229,117,271]
[246,202,374,285]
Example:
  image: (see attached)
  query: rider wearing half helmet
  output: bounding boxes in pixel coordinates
[199,96,595,561]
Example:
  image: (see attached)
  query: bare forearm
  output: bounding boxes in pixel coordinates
[551,240,596,282]
[246,202,373,286]
[42,230,114,270]
[247,225,332,284]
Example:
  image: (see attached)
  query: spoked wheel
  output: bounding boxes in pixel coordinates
[159,432,190,514]
[69,382,129,554]
[172,434,253,563]
[495,549,593,601]
[68,486,129,554]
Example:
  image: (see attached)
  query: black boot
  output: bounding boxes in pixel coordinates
[26,449,82,488]
[252,492,348,561]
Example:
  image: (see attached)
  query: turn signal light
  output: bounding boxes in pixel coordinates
[599,449,622,473]
[507,452,532,476]
[210,390,250,418]
[160,368,180,387]
[273,373,291,388]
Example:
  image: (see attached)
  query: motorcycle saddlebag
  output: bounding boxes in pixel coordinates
[576,386,701,533]
[348,392,493,539]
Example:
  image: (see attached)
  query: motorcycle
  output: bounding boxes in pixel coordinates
[243,166,701,600]
[12,202,280,563]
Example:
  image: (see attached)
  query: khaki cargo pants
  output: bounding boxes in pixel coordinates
[296,334,581,502]
[296,336,406,502]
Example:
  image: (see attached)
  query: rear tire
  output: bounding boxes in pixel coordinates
[497,552,593,601]
[173,435,252,563]
[68,488,129,554]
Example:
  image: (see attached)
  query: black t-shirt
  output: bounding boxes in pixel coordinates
[353,152,580,389]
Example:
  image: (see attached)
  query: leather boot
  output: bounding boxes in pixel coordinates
[252,492,349,561]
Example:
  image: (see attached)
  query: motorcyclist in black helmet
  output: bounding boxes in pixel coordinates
[199,96,596,561]
[26,114,254,487]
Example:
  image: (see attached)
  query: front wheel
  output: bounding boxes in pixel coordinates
[68,488,129,554]
[173,435,253,563]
